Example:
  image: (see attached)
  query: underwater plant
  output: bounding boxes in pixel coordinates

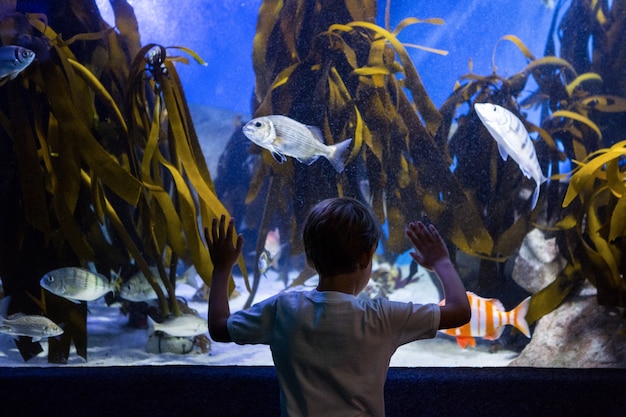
[243,0,498,307]
[0,1,244,362]
[242,0,626,329]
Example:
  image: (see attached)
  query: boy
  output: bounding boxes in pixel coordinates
[205,197,470,417]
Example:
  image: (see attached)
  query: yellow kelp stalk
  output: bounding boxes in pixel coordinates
[560,140,626,306]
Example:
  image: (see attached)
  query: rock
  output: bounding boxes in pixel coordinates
[510,292,626,368]
[146,331,195,354]
[512,228,567,294]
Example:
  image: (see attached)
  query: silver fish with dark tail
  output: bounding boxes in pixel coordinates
[474,103,547,209]
[242,115,352,173]
[40,267,118,303]
[0,46,35,81]
[119,266,199,302]
[0,297,63,342]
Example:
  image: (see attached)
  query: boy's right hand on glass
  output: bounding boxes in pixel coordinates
[205,215,243,270]
[405,221,450,271]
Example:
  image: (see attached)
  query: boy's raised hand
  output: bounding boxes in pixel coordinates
[405,221,450,271]
[205,215,243,271]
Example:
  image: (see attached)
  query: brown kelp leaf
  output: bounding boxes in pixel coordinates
[111,0,141,56]
[525,260,584,325]
[80,169,170,315]
[46,292,88,364]
[580,95,626,112]
[585,188,622,288]
[56,28,115,47]
[609,194,626,243]
[1,87,50,236]
[563,140,626,206]
[329,21,442,135]
[252,0,284,106]
[566,72,602,96]
[67,58,127,134]
[491,35,536,74]
[549,110,602,140]
[345,0,376,21]
[39,50,142,205]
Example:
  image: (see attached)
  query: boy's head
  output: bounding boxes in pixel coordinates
[303,197,381,277]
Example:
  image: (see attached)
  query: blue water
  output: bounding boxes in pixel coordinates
[96,1,555,115]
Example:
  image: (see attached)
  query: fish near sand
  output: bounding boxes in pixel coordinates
[40,267,118,303]
[119,268,167,302]
[148,314,208,337]
[0,297,63,342]
[439,291,531,349]
[0,45,35,82]
[0,314,64,342]
[242,115,352,173]
[474,103,547,209]
[119,266,199,302]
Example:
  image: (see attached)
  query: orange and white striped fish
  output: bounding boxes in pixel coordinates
[439,291,531,349]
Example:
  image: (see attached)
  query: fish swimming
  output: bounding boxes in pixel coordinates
[0,297,63,342]
[474,103,547,209]
[119,268,168,302]
[40,267,118,303]
[148,313,208,337]
[439,291,531,348]
[119,266,199,302]
[0,313,64,342]
[258,228,282,275]
[0,46,35,82]
[242,115,352,173]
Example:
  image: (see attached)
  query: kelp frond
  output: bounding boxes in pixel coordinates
[244,0,500,307]
[0,5,242,362]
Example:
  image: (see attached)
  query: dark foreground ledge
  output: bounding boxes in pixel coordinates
[1,366,624,416]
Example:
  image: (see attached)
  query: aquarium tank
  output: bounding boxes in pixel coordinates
[0,0,624,368]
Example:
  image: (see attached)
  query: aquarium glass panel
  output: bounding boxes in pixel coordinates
[0,0,624,368]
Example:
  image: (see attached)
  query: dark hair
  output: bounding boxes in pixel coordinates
[303,197,381,277]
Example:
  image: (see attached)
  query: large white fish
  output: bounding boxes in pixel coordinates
[0,297,63,342]
[242,115,352,173]
[474,103,547,209]
[148,314,207,337]
[40,267,118,303]
[0,46,35,81]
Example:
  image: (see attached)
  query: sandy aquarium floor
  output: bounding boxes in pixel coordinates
[0,266,521,367]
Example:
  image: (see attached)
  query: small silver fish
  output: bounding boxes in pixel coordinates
[474,103,547,209]
[242,115,352,172]
[0,297,63,342]
[0,45,35,80]
[0,314,64,342]
[119,268,167,302]
[40,267,118,303]
[119,266,199,302]
[148,314,207,337]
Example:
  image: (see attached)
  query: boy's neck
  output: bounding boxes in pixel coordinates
[316,271,367,296]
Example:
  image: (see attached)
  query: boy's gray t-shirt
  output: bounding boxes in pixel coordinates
[227,289,440,417]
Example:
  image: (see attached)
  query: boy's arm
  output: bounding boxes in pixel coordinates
[205,215,243,342]
[406,221,471,329]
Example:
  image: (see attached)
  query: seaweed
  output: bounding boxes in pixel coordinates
[244,0,626,325]
[243,0,497,307]
[0,1,243,362]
